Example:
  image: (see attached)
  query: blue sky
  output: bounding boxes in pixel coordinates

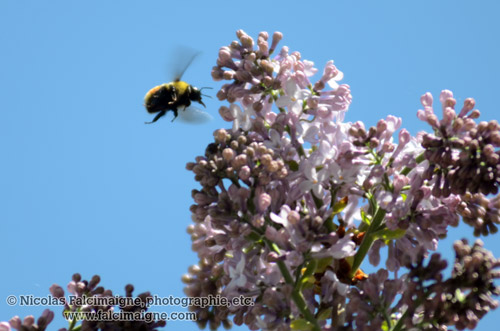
[1,1,499,330]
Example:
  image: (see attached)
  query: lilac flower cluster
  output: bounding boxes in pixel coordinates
[184,30,500,330]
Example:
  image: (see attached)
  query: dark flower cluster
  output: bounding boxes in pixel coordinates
[0,274,166,331]
[418,91,500,236]
[344,269,402,331]
[346,240,500,331]
[0,310,54,331]
[419,92,500,197]
[398,239,500,330]
[182,261,232,330]
[52,273,166,331]
[456,192,500,236]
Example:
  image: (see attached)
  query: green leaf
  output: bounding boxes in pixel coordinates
[344,255,354,266]
[290,319,314,330]
[324,218,336,232]
[360,209,370,226]
[332,196,348,214]
[271,242,282,254]
[299,260,318,290]
[455,288,466,303]
[300,276,315,290]
[317,307,333,321]
[315,257,333,274]
[372,228,406,242]
[246,231,261,241]
[287,160,300,171]
[312,191,323,209]
[302,260,317,278]
[381,320,389,331]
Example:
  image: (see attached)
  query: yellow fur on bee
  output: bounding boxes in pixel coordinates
[171,81,189,95]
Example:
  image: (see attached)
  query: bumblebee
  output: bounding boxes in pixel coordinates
[144,51,208,124]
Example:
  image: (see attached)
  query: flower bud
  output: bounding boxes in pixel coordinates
[257,193,271,212]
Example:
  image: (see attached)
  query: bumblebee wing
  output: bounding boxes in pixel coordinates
[177,106,213,124]
[168,46,201,82]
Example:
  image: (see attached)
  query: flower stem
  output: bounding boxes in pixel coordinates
[390,297,424,331]
[264,238,321,331]
[390,310,407,331]
[401,152,425,176]
[349,206,386,278]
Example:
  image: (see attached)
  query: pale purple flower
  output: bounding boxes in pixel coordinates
[324,269,349,297]
[298,160,328,197]
[229,103,253,131]
[275,78,310,115]
[263,128,291,152]
[323,60,344,90]
[270,205,305,247]
[226,255,248,292]
[311,234,356,259]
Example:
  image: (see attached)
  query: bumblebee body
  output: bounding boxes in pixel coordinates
[144,80,205,124]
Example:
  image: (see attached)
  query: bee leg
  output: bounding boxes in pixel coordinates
[171,109,179,122]
[168,91,178,105]
[145,110,166,124]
